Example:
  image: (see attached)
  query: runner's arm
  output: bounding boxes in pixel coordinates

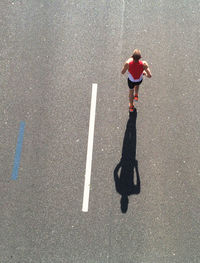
[121,61,129,74]
[143,61,152,78]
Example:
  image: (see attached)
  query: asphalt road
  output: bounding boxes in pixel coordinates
[1,0,200,262]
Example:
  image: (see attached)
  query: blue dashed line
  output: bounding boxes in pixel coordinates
[11,121,25,180]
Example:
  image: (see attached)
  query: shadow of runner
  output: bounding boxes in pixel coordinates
[114,109,140,213]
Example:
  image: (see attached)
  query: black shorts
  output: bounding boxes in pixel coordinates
[128,78,143,90]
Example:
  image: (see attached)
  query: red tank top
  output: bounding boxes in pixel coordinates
[128,60,144,80]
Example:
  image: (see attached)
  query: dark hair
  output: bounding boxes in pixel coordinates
[132,49,142,61]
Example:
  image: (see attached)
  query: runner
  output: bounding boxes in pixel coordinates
[121,49,152,112]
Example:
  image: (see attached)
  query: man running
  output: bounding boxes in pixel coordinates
[121,49,152,112]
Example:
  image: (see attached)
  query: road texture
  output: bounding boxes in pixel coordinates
[1,0,200,262]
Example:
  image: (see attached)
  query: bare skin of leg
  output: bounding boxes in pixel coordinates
[129,89,134,107]
[134,85,139,96]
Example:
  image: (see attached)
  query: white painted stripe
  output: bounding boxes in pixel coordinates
[82,83,98,212]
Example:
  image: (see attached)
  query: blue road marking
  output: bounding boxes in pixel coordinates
[11,121,25,180]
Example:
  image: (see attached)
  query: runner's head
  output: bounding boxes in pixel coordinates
[132,49,142,61]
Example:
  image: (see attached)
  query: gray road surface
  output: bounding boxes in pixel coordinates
[1,0,200,262]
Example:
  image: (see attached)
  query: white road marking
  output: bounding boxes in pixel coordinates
[82,83,98,212]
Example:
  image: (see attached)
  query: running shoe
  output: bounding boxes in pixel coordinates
[134,94,138,102]
[129,103,135,112]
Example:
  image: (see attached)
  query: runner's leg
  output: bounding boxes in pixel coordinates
[134,85,139,96]
[129,89,134,108]
[134,85,139,101]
